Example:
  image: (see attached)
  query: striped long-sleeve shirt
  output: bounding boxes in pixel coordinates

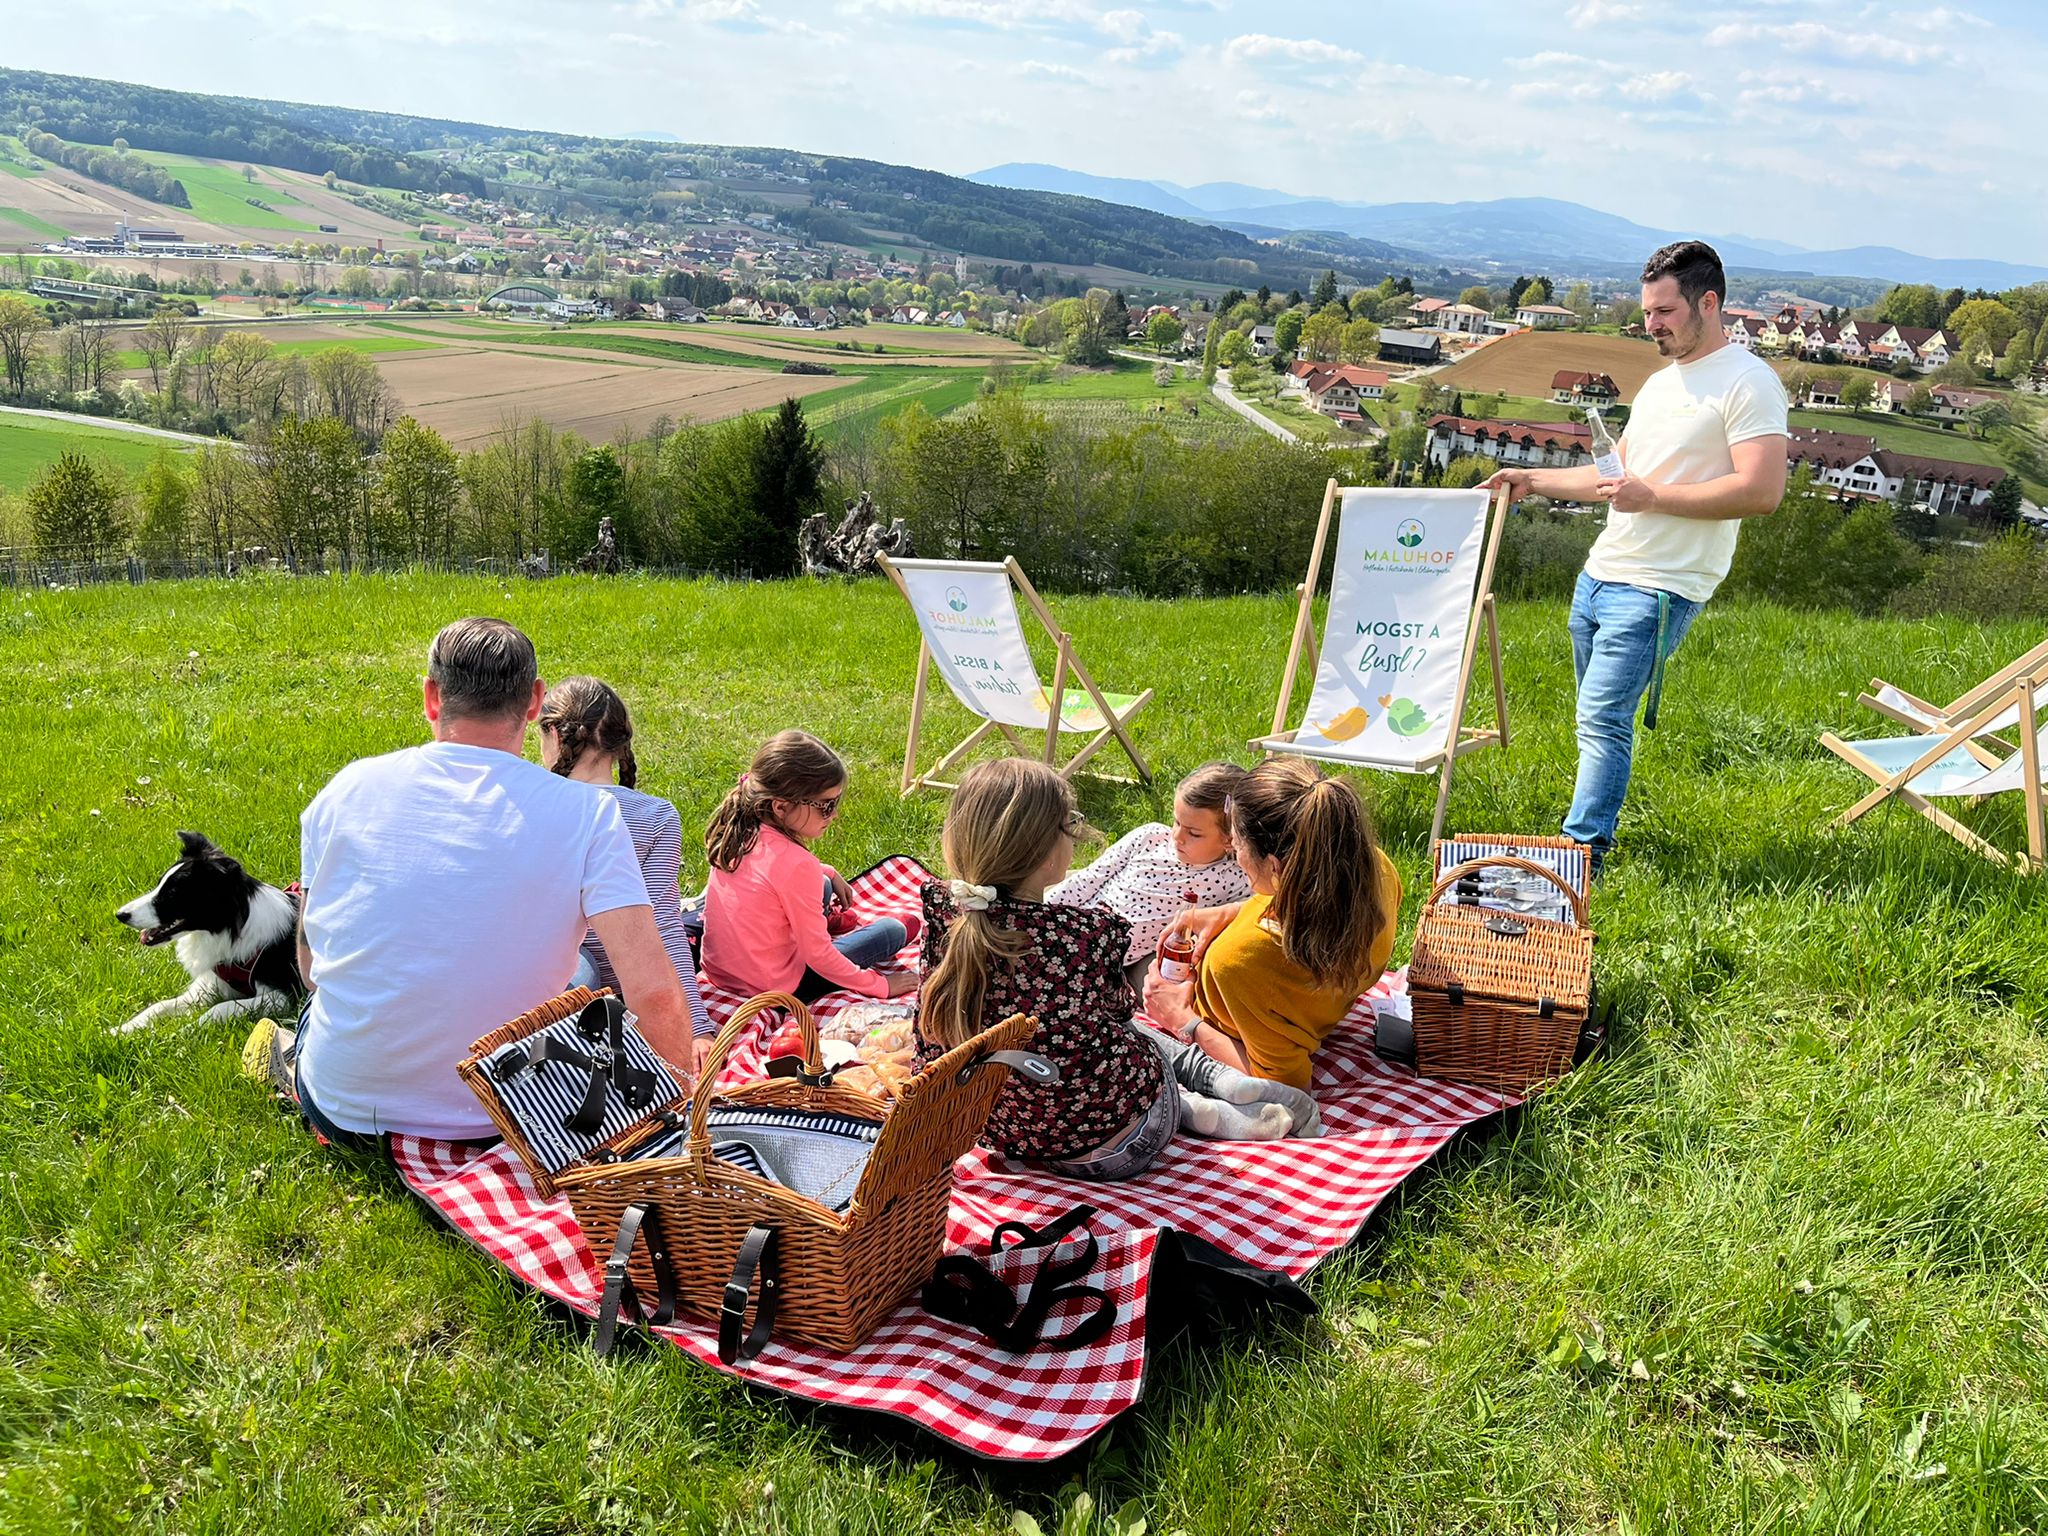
[580,784,713,1037]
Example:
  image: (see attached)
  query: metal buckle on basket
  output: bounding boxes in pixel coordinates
[1486,915,1529,937]
[721,1279,752,1319]
[489,1046,531,1082]
[604,1252,631,1285]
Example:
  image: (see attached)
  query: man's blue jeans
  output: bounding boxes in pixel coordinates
[1564,572,1702,861]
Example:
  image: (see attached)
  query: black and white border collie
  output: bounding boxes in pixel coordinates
[113,831,304,1035]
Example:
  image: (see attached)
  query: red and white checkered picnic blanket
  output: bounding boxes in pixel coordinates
[391,855,1519,1462]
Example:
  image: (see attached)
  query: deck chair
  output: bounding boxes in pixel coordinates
[1821,670,2047,870]
[1859,634,2048,770]
[878,554,1153,794]
[1250,481,1511,844]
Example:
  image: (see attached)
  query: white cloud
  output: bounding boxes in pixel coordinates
[1568,1,1642,26]
[1229,89,1287,123]
[1510,78,1601,103]
[849,0,1094,27]
[1015,59,1100,85]
[1222,33,1363,68]
[1898,6,1989,30]
[1618,69,1692,101]
[1706,20,1954,67]
[1510,50,1595,71]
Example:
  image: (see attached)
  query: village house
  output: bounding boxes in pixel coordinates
[1294,365,1390,428]
[1551,370,1620,406]
[1930,385,1998,422]
[1377,329,1443,367]
[1515,302,1578,330]
[1250,324,1278,357]
[1406,297,1452,325]
[1436,303,1493,336]
[1785,426,2007,514]
[1427,415,1592,470]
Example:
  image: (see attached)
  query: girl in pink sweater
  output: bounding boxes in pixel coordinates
[700,731,919,1005]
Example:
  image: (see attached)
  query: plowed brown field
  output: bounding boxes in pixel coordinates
[1432,330,1666,403]
[373,349,842,446]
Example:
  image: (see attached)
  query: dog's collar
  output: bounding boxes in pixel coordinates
[214,959,261,998]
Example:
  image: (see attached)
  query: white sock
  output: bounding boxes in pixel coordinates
[1178,1091,1292,1142]
[1169,1043,1323,1136]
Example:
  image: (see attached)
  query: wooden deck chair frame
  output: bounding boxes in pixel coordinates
[1251,480,1512,845]
[878,553,1154,795]
[1859,633,2048,770]
[1821,670,2046,871]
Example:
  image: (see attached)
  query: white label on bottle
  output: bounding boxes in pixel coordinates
[1595,450,1623,480]
[1156,957,1191,984]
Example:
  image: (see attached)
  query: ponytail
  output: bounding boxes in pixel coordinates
[705,730,846,873]
[921,907,1030,1051]
[920,759,1073,1049]
[1232,759,1387,994]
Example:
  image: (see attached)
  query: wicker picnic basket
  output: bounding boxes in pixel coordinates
[464,987,1037,1353]
[1408,854,1595,1095]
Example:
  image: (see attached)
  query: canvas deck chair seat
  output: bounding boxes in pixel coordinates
[1822,668,2046,871]
[1250,482,1511,843]
[878,554,1153,794]
[1859,634,2048,770]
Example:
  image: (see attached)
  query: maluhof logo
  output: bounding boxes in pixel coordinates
[1364,517,1458,575]
[946,585,968,612]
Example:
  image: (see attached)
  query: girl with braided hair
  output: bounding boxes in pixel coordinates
[699,730,918,1005]
[1144,757,1402,1099]
[538,677,712,1055]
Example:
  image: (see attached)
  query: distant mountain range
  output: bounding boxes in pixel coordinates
[969,163,2048,290]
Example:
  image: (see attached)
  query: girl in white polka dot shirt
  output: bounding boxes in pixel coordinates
[1048,762,1253,976]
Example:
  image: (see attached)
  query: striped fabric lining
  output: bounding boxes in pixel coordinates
[1434,838,1589,928]
[483,1009,685,1175]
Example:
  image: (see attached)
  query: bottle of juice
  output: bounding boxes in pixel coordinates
[1588,408,1624,480]
[1155,889,1201,983]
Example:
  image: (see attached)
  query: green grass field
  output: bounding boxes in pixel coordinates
[0,205,69,240]
[109,335,439,372]
[122,147,319,233]
[0,412,197,490]
[1788,409,2004,468]
[3,574,2045,1531]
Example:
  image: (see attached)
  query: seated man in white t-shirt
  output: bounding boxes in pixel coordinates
[280,617,693,1147]
[1485,240,1788,871]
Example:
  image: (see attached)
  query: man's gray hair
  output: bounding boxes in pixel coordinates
[427,617,537,720]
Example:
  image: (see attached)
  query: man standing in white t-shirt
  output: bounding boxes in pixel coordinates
[1485,241,1788,871]
[280,618,693,1147]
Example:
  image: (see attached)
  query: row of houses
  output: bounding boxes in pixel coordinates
[1723,309,1976,373]
[1422,413,2008,513]
[1802,378,1999,421]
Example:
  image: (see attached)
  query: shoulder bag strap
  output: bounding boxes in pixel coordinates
[717,1224,780,1365]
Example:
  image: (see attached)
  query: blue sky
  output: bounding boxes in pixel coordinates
[12,1,2042,263]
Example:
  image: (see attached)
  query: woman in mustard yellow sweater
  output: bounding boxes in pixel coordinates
[1144,758,1401,1095]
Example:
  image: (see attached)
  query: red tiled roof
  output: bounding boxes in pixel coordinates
[1552,370,1619,391]
[1428,414,1591,451]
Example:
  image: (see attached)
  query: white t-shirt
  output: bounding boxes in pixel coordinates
[296,741,649,1139]
[1586,343,1788,603]
[1045,822,1252,965]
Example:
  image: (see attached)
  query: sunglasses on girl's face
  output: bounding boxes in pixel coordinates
[798,794,844,817]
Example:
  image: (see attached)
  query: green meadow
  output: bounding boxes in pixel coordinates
[109,335,440,372]
[124,147,319,232]
[0,412,196,491]
[2,572,2045,1531]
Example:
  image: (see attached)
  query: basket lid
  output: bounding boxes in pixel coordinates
[1410,902,1593,1012]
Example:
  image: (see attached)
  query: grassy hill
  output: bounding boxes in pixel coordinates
[0,65,1428,290]
[3,573,2044,1530]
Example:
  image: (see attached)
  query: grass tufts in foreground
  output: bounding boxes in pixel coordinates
[1,574,2045,1532]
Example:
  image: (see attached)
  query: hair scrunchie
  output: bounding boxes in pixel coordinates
[947,880,997,912]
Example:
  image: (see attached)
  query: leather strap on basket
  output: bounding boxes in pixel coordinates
[1426,855,1588,926]
[718,1224,781,1365]
[592,1201,677,1357]
[499,996,661,1134]
[921,1205,1116,1352]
